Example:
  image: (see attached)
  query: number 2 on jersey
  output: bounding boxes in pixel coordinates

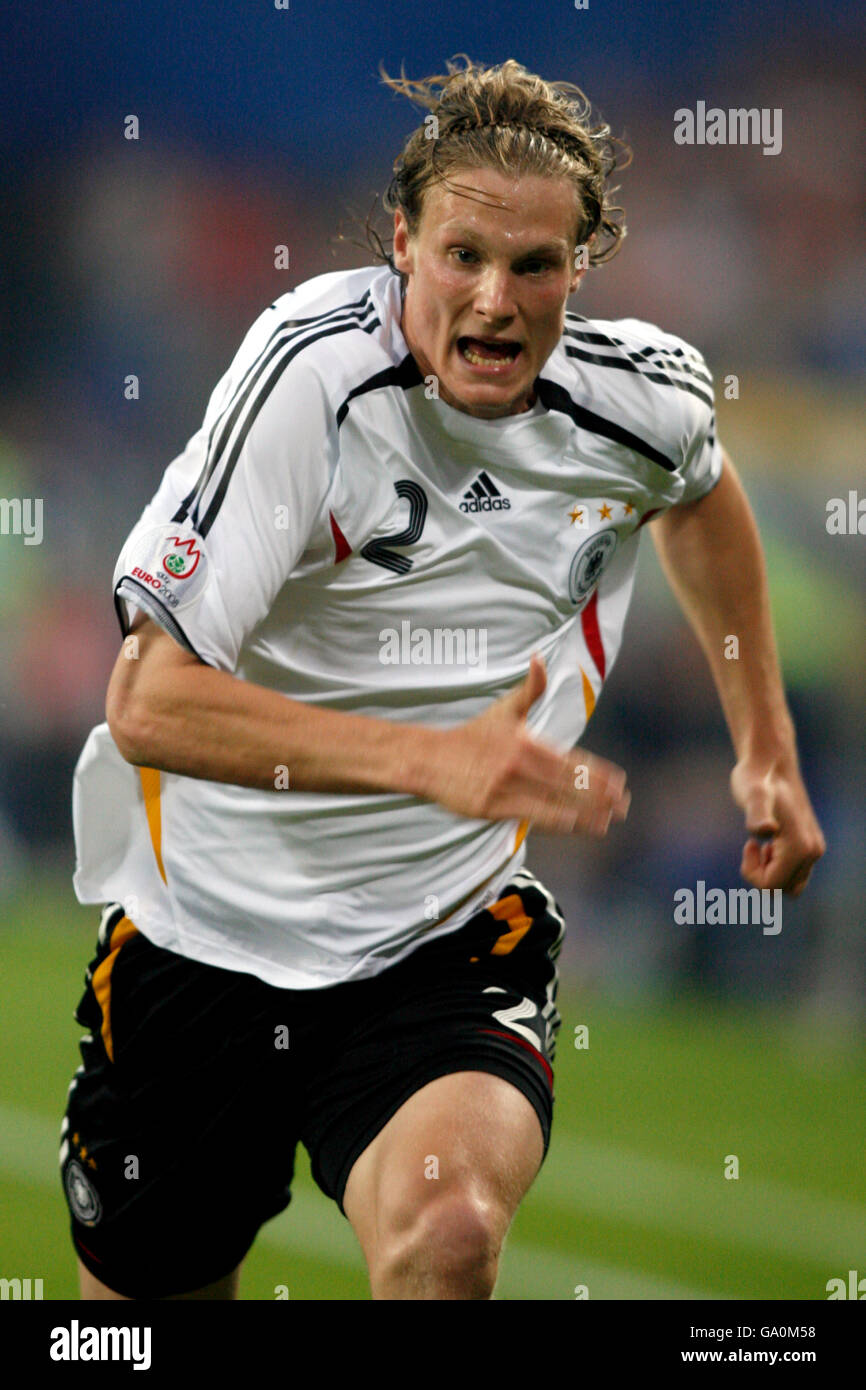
[360,480,428,576]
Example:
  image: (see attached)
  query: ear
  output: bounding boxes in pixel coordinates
[393,209,413,275]
[569,232,595,292]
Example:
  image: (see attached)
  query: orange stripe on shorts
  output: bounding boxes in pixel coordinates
[487,892,533,956]
[91,915,139,1063]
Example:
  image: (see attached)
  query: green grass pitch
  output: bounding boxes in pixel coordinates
[1,876,864,1300]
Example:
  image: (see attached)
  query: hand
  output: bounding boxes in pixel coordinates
[730,755,826,896]
[429,653,631,835]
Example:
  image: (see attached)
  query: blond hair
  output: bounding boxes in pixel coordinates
[358,54,630,273]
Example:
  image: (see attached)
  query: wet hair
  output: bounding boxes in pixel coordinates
[351,54,630,277]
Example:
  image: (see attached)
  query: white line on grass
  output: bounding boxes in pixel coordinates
[1,1103,851,1298]
[534,1133,866,1266]
[255,1193,722,1300]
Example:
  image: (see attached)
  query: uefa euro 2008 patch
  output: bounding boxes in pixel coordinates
[124,524,210,614]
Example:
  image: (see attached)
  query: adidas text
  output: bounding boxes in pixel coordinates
[459,496,511,513]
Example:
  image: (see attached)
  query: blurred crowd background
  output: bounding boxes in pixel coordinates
[2,0,864,1015]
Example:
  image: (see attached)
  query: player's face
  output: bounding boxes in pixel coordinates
[393,165,586,419]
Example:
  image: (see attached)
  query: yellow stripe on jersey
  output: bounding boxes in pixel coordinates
[139,766,167,885]
[580,665,596,720]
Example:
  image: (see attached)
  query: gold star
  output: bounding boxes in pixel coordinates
[569,507,584,525]
[72,1133,80,1147]
[599,503,613,520]
[624,502,634,516]
[79,1146,88,1159]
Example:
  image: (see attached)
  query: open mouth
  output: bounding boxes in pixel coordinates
[457,336,522,369]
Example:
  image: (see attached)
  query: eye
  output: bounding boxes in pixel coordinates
[451,247,478,265]
[518,259,553,275]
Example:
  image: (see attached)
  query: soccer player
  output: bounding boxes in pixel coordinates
[61,57,825,1300]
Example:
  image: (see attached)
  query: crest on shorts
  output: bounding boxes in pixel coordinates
[568,528,618,610]
[65,1159,102,1226]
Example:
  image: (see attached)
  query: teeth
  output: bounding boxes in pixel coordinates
[462,344,516,366]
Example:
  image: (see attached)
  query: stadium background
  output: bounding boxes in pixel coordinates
[1,0,864,1299]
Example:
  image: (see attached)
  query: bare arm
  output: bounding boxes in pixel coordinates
[650,448,825,894]
[107,610,630,836]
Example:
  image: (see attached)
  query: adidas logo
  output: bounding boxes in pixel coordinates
[459,470,512,513]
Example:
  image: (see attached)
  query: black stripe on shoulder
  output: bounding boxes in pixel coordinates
[196,310,381,539]
[335,354,425,428]
[274,289,376,326]
[626,341,713,394]
[172,292,376,527]
[535,378,677,472]
[172,314,304,526]
[564,324,713,390]
[563,340,714,410]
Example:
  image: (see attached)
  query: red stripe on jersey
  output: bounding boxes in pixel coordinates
[636,506,663,530]
[329,511,352,563]
[478,1027,553,1089]
[581,589,606,680]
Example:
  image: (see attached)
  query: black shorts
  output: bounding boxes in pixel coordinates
[60,868,565,1298]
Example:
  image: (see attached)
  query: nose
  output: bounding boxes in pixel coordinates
[473,264,517,323]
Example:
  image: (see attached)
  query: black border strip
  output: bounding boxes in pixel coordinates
[335,353,425,428]
[535,377,678,472]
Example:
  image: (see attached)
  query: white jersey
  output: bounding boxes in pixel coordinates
[72,263,722,988]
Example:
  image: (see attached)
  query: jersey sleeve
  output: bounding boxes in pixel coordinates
[659,329,724,505]
[677,368,724,504]
[612,318,725,507]
[113,312,338,670]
